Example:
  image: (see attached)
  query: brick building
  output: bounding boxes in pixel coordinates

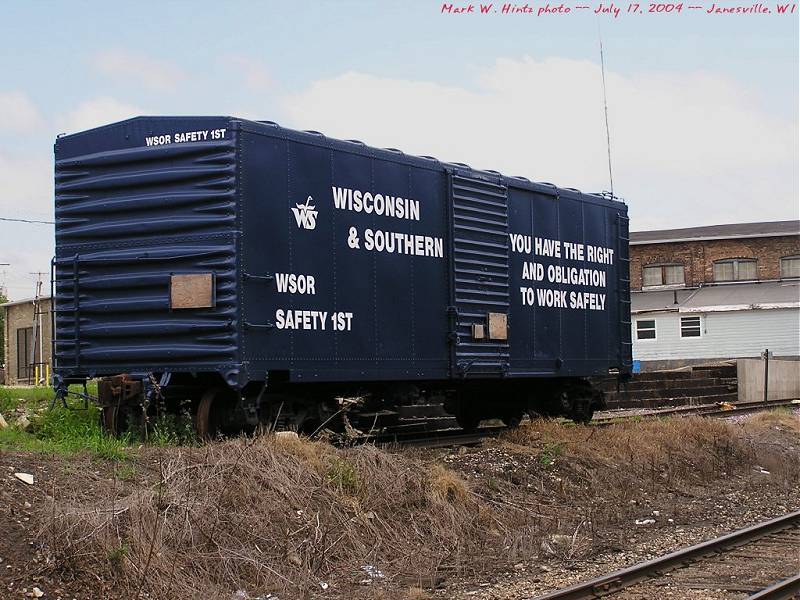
[629,221,800,370]
[1,296,53,385]
[631,220,800,291]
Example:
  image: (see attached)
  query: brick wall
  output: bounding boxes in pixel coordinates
[2,298,53,385]
[630,235,800,290]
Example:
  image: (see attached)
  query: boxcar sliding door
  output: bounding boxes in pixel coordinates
[447,171,511,377]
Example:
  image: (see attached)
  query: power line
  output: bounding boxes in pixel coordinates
[0,216,55,225]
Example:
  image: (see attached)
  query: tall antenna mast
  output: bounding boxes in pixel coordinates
[598,24,615,199]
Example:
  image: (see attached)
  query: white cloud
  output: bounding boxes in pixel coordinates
[281,58,798,229]
[0,152,52,218]
[0,240,54,300]
[222,55,273,92]
[0,152,54,300]
[1,94,144,298]
[0,90,45,132]
[56,97,146,134]
[93,49,186,92]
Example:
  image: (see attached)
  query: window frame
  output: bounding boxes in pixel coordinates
[780,255,800,280]
[680,315,702,339]
[642,263,685,289]
[713,258,758,282]
[635,318,657,341]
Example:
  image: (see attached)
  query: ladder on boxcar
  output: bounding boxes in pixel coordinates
[616,212,633,370]
[447,172,511,377]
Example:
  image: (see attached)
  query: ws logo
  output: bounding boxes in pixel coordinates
[291,196,318,230]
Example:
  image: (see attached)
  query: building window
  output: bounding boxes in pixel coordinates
[636,319,656,340]
[642,264,685,287]
[16,327,34,381]
[713,258,757,282]
[780,256,800,279]
[680,316,702,338]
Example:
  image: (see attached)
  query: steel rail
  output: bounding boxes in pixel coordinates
[338,398,796,450]
[529,510,800,600]
[746,572,800,600]
[368,425,507,448]
[592,398,798,426]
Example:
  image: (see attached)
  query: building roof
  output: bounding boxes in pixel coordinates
[0,295,52,309]
[630,220,799,245]
[632,281,800,314]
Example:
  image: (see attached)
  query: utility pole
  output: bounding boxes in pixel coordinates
[30,271,48,385]
[0,264,8,385]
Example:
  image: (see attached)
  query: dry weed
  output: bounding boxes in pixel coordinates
[42,435,486,599]
[742,408,800,434]
[403,586,432,600]
[490,415,798,559]
[428,463,469,504]
[736,409,800,485]
[38,413,799,598]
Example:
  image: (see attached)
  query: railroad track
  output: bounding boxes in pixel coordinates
[530,510,800,600]
[335,399,797,449]
[592,398,799,426]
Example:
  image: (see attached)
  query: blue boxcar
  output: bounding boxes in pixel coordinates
[54,116,631,434]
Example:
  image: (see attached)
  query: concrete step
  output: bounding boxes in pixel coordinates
[605,384,734,403]
[691,364,737,378]
[596,377,736,393]
[630,371,694,381]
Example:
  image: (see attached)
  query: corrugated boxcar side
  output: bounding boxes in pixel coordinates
[236,121,630,384]
[54,117,241,383]
[238,123,451,383]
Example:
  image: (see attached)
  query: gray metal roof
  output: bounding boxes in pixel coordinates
[631,288,698,313]
[631,220,799,245]
[0,295,52,309]
[633,281,800,314]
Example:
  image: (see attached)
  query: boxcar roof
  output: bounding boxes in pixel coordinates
[58,116,627,212]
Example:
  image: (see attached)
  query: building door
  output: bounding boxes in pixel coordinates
[16,327,34,383]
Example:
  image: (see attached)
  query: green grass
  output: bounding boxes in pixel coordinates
[106,543,130,573]
[0,383,128,460]
[537,441,564,466]
[0,381,98,413]
[0,385,54,413]
[0,382,201,460]
[326,456,360,495]
[148,410,198,447]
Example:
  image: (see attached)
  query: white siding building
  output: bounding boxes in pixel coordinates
[631,281,800,370]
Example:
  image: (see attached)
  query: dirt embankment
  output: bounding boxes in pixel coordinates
[1,411,798,600]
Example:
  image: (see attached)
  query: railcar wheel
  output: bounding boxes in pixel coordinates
[501,411,524,428]
[454,403,482,432]
[196,387,239,440]
[456,413,481,432]
[570,408,594,425]
[101,404,144,437]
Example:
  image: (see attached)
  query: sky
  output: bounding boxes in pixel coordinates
[0,0,797,299]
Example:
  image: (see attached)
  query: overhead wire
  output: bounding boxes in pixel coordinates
[0,216,55,224]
